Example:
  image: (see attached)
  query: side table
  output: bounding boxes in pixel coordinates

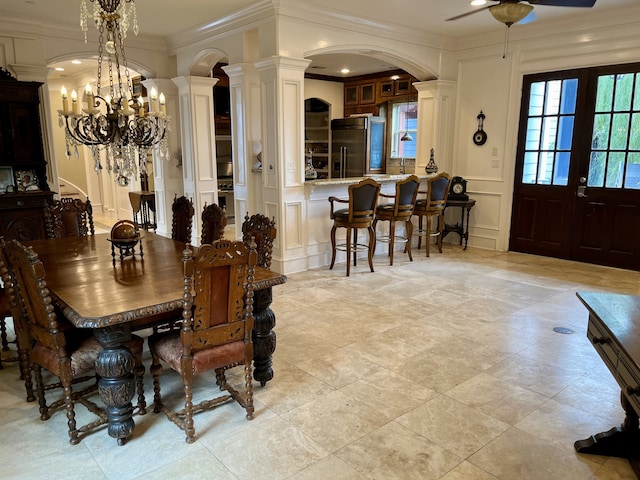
[443,198,476,250]
[128,191,157,231]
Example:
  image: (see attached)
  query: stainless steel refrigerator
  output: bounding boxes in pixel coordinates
[331,116,385,178]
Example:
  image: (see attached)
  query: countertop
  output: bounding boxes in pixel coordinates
[305,173,431,187]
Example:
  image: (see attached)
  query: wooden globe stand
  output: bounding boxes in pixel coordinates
[108,220,144,262]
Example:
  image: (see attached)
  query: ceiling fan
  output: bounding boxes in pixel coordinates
[447,0,597,26]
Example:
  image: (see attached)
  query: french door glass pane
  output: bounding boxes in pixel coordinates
[554,152,571,185]
[606,152,625,188]
[560,79,578,114]
[522,152,538,184]
[614,74,633,111]
[631,113,640,150]
[588,151,606,187]
[596,75,614,112]
[592,113,611,149]
[525,118,541,150]
[529,82,545,116]
[544,80,561,115]
[521,78,577,185]
[634,75,640,110]
[588,71,640,189]
[625,152,640,189]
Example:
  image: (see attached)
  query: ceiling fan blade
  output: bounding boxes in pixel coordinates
[446,5,492,21]
[527,0,596,6]
[519,10,537,24]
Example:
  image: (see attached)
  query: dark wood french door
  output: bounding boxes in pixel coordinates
[510,63,640,270]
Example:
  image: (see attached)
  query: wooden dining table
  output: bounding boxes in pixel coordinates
[25,232,286,445]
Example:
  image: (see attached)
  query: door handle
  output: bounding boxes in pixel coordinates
[577,186,588,198]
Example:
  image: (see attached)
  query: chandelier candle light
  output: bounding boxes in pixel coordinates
[58,0,170,187]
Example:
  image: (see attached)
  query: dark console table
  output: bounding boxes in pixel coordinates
[575,291,640,478]
[443,198,475,250]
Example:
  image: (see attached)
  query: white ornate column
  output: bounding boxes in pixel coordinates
[223,63,261,228]
[172,76,219,244]
[142,78,182,238]
[255,56,311,274]
[414,80,456,175]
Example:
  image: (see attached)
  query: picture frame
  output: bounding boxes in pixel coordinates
[0,166,14,193]
[14,169,40,192]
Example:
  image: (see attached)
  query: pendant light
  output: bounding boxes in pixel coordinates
[400,98,413,142]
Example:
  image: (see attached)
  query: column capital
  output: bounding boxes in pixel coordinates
[172,76,218,93]
[223,63,258,79]
[254,56,311,73]
[414,79,456,95]
[11,64,49,83]
[142,78,179,95]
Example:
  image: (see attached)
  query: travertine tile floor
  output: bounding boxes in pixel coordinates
[1,226,639,479]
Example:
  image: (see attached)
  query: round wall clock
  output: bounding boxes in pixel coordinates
[473,110,487,146]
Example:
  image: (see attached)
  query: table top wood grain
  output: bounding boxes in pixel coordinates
[26,233,286,329]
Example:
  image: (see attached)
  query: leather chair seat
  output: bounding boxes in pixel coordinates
[150,331,245,376]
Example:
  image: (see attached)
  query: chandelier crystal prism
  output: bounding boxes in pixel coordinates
[58,0,170,187]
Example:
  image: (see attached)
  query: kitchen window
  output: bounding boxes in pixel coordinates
[390,101,417,159]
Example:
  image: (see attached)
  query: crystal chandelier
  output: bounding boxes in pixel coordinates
[58,0,170,187]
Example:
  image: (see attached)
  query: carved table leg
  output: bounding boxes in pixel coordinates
[575,389,640,468]
[252,287,276,387]
[94,326,136,446]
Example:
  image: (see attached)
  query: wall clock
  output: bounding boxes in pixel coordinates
[473,110,487,146]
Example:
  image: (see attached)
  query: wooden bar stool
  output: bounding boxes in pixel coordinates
[413,172,452,256]
[372,175,420,266]
[328,178,381,276]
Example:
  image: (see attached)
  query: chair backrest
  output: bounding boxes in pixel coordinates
[171,195,195,243]
[242,213,276,269]
[348,178,381,222]
[46,197,95,238]
[181,240,257,354]
[392,175,420,216]
[426,172,452,211]
[0,238,64,352]
[201,203,228,245]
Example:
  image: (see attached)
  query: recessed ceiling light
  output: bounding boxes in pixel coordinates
[54,67,64,72]
[340,68,350,74]
[71,60,82,65]
[470,0,487,5]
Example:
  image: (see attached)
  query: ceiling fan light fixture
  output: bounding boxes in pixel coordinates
[489,2,533,26]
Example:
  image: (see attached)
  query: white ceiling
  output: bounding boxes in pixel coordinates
[2,0,637,80]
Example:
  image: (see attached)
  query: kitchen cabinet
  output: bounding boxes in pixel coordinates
[304,98,331,179]
[376,74,416,103]
[343,71,418,117]
[0,76,53,241]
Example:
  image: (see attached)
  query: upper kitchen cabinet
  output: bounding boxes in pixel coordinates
[377,73,416,103]
[343,71,417,117]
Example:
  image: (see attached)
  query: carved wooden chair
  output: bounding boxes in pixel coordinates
[242,213,276,269]
[201,202,227,245]
[46,197,95,238]
[0,284,24,374]
[329,178,381,276]
[413,172,452,256]
[0,238,146,444]
[171,195,195,244]
[149,240,257,443]
[372,175,420,266]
